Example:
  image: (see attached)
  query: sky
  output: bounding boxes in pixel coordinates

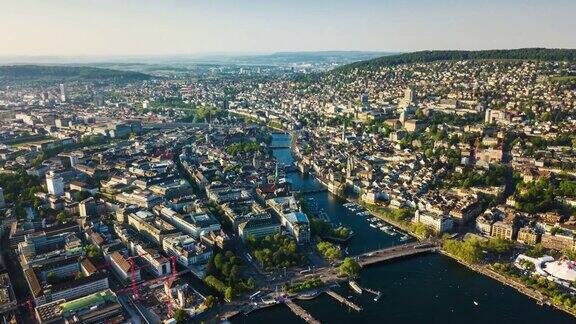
[0,0,575,57]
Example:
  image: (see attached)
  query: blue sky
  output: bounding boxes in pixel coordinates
[1,0,574,56]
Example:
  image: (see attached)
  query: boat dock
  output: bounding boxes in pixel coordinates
[361,286,380,297]
[284,299,321,324]
[326,290,362,312]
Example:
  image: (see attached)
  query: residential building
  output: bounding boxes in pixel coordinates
[414,210,454,233]
[46,172,64,197]
[162,234,212,267]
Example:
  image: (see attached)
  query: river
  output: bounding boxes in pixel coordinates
[231,133,574,323]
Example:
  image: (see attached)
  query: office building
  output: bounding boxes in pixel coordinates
[59,83,66,102]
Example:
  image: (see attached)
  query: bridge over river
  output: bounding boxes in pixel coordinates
[355,242,437,267]
[217,242,437,322]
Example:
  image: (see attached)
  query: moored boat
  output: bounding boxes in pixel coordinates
[349,280,362,294]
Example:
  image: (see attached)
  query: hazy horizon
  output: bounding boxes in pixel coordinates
[1,0,575,57]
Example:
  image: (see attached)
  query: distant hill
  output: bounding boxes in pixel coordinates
[0,65,152,84]
[162,51,397,67]
[334,48,576,72]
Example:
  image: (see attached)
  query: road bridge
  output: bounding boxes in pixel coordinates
[298,187,328,194]
[355,242,436,267]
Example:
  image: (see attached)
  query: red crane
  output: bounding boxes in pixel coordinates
[125,252,178,303]
[162,255,179,317]
[129,257,139,300]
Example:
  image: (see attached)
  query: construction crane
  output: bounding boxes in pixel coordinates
[163,256,178,317]
[123,252,180,304]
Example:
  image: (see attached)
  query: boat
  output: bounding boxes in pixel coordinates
[369,224,378,229]
[349,281,362,294]
[373,292,382,302]
[473,301,478,306]
[400,235,410,241]
[382,227,396,235]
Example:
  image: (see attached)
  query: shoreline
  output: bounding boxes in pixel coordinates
[272,133,576,319]
[440,250,576,318]
[281,137,576,319]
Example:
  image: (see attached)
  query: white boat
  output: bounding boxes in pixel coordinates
[473,301,478,306]
[373,292,382,302]
[383,228,396,235]
[349,281,362,294]
[369,224,378,229]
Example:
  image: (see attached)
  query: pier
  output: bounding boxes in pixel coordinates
[284,299,321,324]
[360,285,381,297]
[325,290,362,312]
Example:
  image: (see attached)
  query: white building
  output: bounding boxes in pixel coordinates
[59,83,67,102]
[46,172,64,197]
[414,210,454,233]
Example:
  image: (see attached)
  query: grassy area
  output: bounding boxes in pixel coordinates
[550,75,576,82]
[61,289,117,314]
[285,277,324,294]
[6,135,50,146]
[361,203,413,230]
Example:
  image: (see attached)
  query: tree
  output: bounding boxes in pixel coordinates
[246,277,255,289]
[56,211,70,223]
[86,244,102,259]
[224,287,234,301]
[339,257,360,278]
[317,241,342,261]
[203,295,216,309]
[206,257,216,276]
[525,244,545,258]
[213,253,224,270]
[172,308,189,324]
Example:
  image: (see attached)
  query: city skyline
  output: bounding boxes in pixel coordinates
[2,1,576,323]
[1,0,575,57]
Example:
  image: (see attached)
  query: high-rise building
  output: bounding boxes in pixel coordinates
[79,197,96,217]
[0,187,5,209]
[399,109,408,125]
[361,93,369,106]
[46,172,64,196]
[59,83,67,102]
[404,87,415,105]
